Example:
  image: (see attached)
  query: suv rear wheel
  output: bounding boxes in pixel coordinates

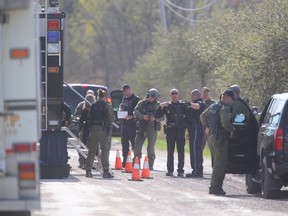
[245,174,261,194]
[261,156,281,199]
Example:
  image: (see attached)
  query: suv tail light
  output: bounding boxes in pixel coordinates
[274,128,284,151]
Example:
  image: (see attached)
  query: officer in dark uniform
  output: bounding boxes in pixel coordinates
[85,89,115,179]
[200,89,235,195]
[156,89,187,177]
[119,84,140,167]
[185,89,207,178]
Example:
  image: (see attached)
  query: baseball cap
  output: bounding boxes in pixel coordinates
[223,89,234,99]
[202,86,210,92]
[86,89,94,95]
[121,84,131,91]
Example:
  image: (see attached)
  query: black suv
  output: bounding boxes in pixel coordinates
[246,93,288,199]
[63,83,121,136]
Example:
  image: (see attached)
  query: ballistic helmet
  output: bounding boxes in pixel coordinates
[147,88,159,99]
[229,85,241,95]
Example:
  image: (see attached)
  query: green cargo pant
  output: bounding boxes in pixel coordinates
[86,125,111,171]
[134,125,157,167]
[207,132,228,190]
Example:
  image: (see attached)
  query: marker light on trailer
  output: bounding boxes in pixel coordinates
[47,19,60,30]
[47,31,60,43]
[10,48,29,59]
[47,43,59,53]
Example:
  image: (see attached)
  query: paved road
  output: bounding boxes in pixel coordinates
[32,140,288,216]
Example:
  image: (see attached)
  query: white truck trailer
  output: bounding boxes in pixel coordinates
[0,0,41,215]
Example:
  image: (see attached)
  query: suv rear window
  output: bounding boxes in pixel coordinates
[263,98,286,126]
[63,84,110,114]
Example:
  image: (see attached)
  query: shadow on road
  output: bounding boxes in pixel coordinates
[40,175,80,183]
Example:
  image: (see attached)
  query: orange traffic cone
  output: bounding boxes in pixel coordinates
[114,150,123,170]
[141,156,153,179]
[122,151,133,173]
[129,156,143,181]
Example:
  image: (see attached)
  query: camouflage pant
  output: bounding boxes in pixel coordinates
[85,125,111,171]
[207,133,228,190]
[134,125,157,167]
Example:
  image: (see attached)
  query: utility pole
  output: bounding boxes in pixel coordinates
[189,0,195,27]
[159,0,167,32]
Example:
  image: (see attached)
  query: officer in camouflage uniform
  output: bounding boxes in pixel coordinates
[201,87,216,151]
[133,88,162,170]
[200,89,235,195]
[156,89,187,177]
[85,89,115,179]
[119,84,140,167]
[74,89,95,168]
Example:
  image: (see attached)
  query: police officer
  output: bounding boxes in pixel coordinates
[228,84,248,117]
[201,87,215,151]
[201,87,215,107]
[134,88,162,170]
[119,84,140,167]
[85,89,115,179]
[156,89,186,177]
[74,89,95,168]
[200,89,235,195]
[74,89,95,119]
[185,89,207,178]
[77,94,96,169]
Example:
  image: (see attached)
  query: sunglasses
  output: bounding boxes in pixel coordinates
[171,92,178,95]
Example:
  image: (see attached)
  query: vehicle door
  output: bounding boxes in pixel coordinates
[110,90,123,137]
[257,98,274,157]
[226,98,259,174]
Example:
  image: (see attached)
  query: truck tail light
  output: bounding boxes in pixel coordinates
[14,144,31,153]
[274,128,284,151]
[13,142,37,153]
[18,163,35,181]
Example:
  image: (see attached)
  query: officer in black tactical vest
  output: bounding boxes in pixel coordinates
[200,89,235,195]
[85,89,115,179]
[156,89,187,177]
[119,84,140,167]
[185,89,207,178]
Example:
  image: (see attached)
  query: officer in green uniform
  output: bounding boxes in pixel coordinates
[85,89,115,179]
[200,89,235,195]
[133,88,162,170]
[228,85,248,118]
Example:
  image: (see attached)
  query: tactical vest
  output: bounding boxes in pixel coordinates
[121,94,139,115]
[209,103,223,134]
[142,100,157,117]
[90,100,107,124]
[165,102,186,127]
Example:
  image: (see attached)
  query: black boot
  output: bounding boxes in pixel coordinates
[103,170,114,179]
[86,170,93,178]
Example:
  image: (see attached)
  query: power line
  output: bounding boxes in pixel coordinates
[164,1,222,23]
[165,0,219,12]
